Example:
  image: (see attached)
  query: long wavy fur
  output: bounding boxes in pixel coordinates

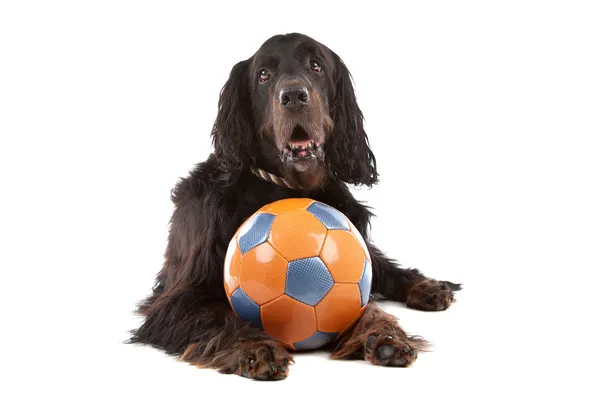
[327,51,378,186]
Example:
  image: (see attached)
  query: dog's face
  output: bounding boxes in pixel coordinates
[212,33,378,189]
[250,35,334,174]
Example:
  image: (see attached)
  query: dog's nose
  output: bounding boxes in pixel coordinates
[279,85,309,110]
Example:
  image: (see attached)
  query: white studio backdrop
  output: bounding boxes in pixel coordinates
[1,1,599,399]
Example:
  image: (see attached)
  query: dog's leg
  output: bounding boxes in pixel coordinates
[330,300,429,366]
[179,314,292,380]
[368,243,462,311]
[131,295,292,381]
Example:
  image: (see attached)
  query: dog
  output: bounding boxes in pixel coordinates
[129,33,461,380]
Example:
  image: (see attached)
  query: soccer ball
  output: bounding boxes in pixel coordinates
[224,198,372,351]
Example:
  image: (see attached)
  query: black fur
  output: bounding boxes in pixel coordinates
[326,51,378,186]
[129,33,461,380]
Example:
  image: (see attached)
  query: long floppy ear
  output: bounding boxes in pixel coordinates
[326,52,379,186]
[211,59,255,171]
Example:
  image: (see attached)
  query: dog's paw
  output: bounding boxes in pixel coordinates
[406,279,461,311]
[364,333,420,367]
[235,340,293,381]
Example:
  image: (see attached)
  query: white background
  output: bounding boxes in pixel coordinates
[1,1,599,399]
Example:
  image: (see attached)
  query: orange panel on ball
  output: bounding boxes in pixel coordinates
[261,295,317,348]
[238,242,288,305]
[223,238,241,297]
[320,230,366,283]
[339,304,367,337]
[268,211,327,261]
[258,198,315,215]
[315,283,362,333]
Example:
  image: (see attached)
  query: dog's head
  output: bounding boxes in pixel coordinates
[211,33,378,189]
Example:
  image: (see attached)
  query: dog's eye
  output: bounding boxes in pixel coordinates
[259,69,271,83]
[309,60,322,73]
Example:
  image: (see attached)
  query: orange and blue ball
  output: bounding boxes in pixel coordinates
[224,198,372,350]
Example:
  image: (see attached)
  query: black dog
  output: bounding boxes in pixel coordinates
[129,33,461,380]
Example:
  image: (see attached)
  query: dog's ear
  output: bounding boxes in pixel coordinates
[326,52,378,186]
[211,59,255,171]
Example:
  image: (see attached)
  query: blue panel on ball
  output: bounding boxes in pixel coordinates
[238,213,276,255]
[358,259,372,307]
[230,287,262,329]
[285,257,334,306]
[307,202,349,231]
[294,331,338,351]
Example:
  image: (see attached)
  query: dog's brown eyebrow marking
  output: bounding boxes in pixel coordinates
[254,54,279,69]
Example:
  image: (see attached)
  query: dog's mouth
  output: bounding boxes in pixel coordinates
[281,126,323,163]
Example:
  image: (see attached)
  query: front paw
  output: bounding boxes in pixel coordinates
[407,279,461,311]
[364,333,421,367]
[234,340,293,381]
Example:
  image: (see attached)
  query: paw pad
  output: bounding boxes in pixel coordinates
[364,333,418,368]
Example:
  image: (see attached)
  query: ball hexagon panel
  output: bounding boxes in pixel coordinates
[294,331,338,351]
[260,294,317,349]
[237,212,276,255]
[320,229,366,283]
[358,259,373,307]
[268,211,327,261]
[230,287,262,329]
[306,201,350,231]
[257,198,315,215]
[285,257,334,306]
[223,237,241,297]
[239,242,288,305]
[315,283,362,333]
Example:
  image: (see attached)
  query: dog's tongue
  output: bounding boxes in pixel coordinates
[289,139,312,147]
